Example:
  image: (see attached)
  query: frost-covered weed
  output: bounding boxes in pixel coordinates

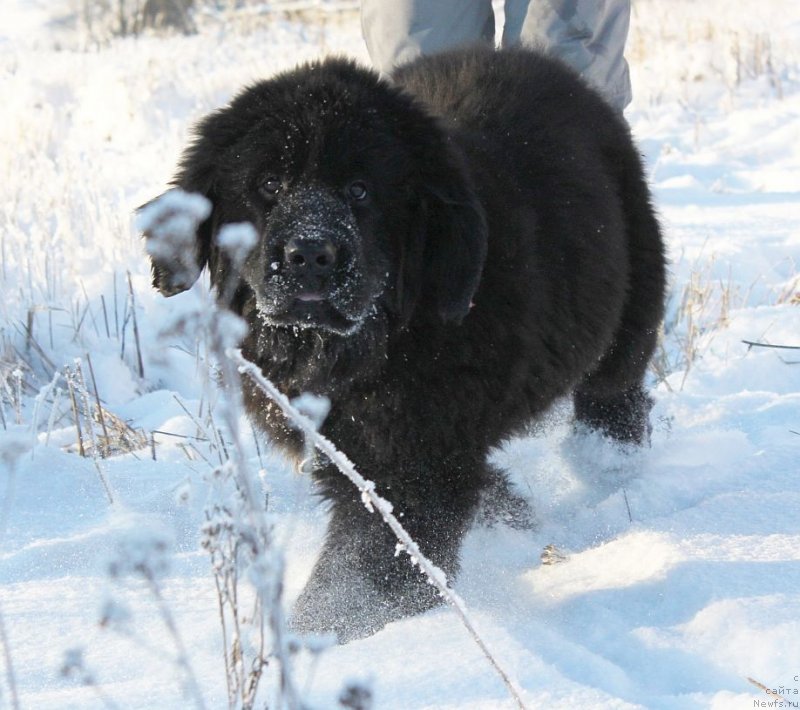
[144,189,308,710]
[103,522,207,709]
[650,252,800,390]
[107,525,172,581]
[60,646,121,710]
[0,431,30,710]
[338,680,374,710]
[201,463,279,709]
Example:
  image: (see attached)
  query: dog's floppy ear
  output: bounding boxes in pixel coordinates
[138,109,235,296]
[137,188,213,297]
[418,135,488,324]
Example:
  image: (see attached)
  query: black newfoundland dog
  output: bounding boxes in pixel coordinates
[144,46,666,641]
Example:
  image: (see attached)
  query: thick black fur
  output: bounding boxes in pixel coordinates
[143,46,666,642]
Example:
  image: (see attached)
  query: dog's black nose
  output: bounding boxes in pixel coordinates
[284,236,337,276]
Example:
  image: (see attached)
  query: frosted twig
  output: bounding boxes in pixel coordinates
[100,295,111,338]
[60,647,121,710]
[12,370,22,425]
[230,349,528,710]
[86,354,111,458]
[622,486,633,523]
[65,368,86,458]
[126,272,145,379]
[92,459,116,506]
[742,339,800,350]
[113,272,120,339]
[66,363,115,505]
[0,435,29,710]
[143,572,206,710]
[18,313,55,376]
[45,386,63,446]
[30,369,62,454]
[0,606,19,710]
[212,336,303,710]
[747,676,795,703]
[74,361,99,458]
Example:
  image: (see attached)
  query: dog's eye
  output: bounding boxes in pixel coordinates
[348,181,368,201]
[260,176,282,197]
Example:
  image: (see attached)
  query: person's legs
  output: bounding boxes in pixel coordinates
[500,0,530,48]
[361,0,495,75]
[517,0,632,111]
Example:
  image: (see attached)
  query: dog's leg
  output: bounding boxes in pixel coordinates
[476,463,535,530]
[572,280,660,446]
[570,134,665,447]
[574,144,666,447]
[573,382,653,445]
[291,458,483,642]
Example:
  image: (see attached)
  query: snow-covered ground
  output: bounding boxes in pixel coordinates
[1,1,799,708]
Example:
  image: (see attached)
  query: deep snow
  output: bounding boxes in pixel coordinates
[1,1,799,708]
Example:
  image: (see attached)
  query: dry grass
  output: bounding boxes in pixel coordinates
[651,254,741,390]
[650,251,799,389]
[629,0,795,104]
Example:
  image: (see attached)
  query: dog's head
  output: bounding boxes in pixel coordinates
[141,58,487,333]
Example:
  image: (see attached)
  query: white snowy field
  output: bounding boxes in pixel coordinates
[1,1,799,708]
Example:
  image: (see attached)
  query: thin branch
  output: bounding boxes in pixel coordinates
[143,572,206,710]
[151,429,210,443]
[213,345,303,710]
[92,459,116,507]
[0,451,22,710]
[86,354,111,458]
[622,487,633,523]
[742,339,800,350]
[126,272,145,379]
[747,676,791,703]
[230,349,528,710]
[0,594,18,710]
[66,368,86,458]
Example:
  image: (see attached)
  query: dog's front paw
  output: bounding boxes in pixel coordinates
[290,572,387,643]
[290,557,445,643]
[477,472,536,530]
